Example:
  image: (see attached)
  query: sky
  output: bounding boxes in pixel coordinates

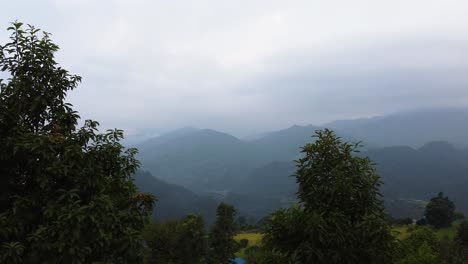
[2,0,468,137]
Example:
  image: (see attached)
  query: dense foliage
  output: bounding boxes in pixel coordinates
[456,221,468,260]
[261,129,396,263]
[136,125,468,221]
[208,203,238,264]
[143,215,207,264]
[142,203,241,264]
[397,227,441,264]
[425,192,456,229]
[0,22,154,263]
[134,170,217,224]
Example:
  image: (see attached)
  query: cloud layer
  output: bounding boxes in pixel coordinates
[2,0,468,136]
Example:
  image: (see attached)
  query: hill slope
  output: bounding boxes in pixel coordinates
[137,129,260,191]
[133,171,218,223]
[326,108,468,148]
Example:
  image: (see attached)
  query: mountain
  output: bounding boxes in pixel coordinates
[136,129,260,191]
[136,124,332,192]
[326,108,468,148]
[230,141,468,218]
[134,108,468,219]
[134,127,199,146]
[367,141,468,214]
[136,108,468,193]
[251,125,321,162]
[234,161,297,199]
[133,170,218,223]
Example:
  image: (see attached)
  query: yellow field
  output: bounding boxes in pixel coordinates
[234,225,458,258]
[234,233,264,258]
[234,233,263,246]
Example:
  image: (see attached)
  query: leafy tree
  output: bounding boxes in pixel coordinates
[396,227,443,264]
[455,212,466,222]
[416,218,427,226]
[391,217,414,226]
[239,239,249,249]
[262,129,396,264]
[0,22,154,263]
[143,215,207,264]
[455,220,468,260]
[425,192,455,229]
[397,242,440,264]
[208,203,238,264]
[456,221,468,246]
[439,237,465,264]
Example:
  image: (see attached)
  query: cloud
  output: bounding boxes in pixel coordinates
[2,0,468,136]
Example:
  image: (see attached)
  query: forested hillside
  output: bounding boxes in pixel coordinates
[326,108,468,148]
[137,131,468,220]
[137,109,468,193]
[133,171,218,223]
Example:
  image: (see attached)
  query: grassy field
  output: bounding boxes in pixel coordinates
[436,225,458,240]
[393,224,458,241]
[234,224,459,258]
[234,233,263,258]
[393,225,412,240]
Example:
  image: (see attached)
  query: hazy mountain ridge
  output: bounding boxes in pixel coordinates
[231,141,468,218]
[136,128,260,191]
[133,170,218,223]
[326,108,468,148]
[134,108,468,218]
[137,108,468,191]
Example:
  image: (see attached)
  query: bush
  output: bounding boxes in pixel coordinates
[239,239,249,249]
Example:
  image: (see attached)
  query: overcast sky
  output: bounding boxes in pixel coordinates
[2,0,468,137]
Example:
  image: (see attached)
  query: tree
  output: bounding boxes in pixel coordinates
[143,215,207,264]
[262,129,396,264]
[208,203,238,264]
[425,192,455,229]
[396,227,444,264]
[396,242,440,264]
[0,22,154,263]
[455,220,468,260]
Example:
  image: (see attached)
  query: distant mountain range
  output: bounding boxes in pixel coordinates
[133,170,218,223]
[132,108,468,220]
[325,108,468,148]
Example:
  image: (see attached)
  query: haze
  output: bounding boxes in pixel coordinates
[2,0,468,137]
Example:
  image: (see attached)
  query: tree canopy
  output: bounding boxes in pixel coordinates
[208,203,238,264]
[425,192,455,229]
[262,129,396,264]
[143,215,207,264]
[0,22,154,263]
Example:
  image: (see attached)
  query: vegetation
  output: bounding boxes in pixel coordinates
[134,170,217,224]
[208,203,239,264]
[0,22,154,263]
[2,22,468,264]
[397,227,441,263]
[136,125,468,220]
[261,129,397,263]
[234,233,263,259]
[143,215,207,264]
[456,221,468,260]
[425,192,456,229]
